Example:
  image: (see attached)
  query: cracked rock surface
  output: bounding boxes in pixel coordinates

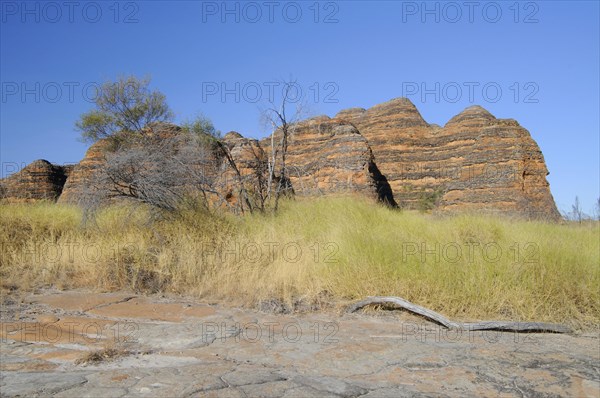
[1,290,598,397]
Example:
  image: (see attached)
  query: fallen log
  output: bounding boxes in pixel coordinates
[347,296,572,334]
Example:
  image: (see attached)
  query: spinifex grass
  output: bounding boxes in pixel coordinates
[1,197,598,328]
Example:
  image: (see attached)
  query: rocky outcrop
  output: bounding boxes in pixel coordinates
[58,124,225,207]
[1,99,560,219]
[215,131,267,210]
[216,119,394,211]
[57,139,113,204]
[0,160,72,202]
[261,116,394,203]
[335,99,560,219]
[435,106,559,219]
[334,98,433,208]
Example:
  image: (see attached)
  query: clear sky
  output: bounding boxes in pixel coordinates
[1,0,599,214]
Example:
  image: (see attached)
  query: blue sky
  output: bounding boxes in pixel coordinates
[1,1,599,214]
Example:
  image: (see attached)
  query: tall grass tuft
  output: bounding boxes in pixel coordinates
[1,196,598,328]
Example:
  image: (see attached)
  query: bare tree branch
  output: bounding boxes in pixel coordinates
[347,296,572,333]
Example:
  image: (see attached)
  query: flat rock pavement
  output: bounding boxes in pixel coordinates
[1,290,598,397]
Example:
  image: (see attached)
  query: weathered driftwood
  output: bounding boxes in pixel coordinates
[347,296,572,334]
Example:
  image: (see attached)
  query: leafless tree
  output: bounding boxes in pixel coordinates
[567,196,587,223]
[260,79,309,211]
[238,141,269,212]
[79,124,227,219]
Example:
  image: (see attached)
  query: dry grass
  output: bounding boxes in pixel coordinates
[75,347,131,366]
[1,197,598,329]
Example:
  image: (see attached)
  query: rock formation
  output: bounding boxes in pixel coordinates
[260,116,394,204]
[334,100,560,219]
[215,131,267,210]
[334,98,434,209]
[1,99,560,219]
[57,139,114,204]
[0,160,72,202]
[215,118,395,212]
[434,106,559,219]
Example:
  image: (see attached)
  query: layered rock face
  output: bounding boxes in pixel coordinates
[214,131,267,209]
[58,139,114,204]
[334,98,434,208]
[335,99,560,219]
[1,99,560,219]
[215,119,394,211]
[0,160,72,202]
[260,116,394,203]
[58,124,225,207]
[435,106,559,219]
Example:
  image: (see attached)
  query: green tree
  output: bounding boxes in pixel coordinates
[181,114,221,149]
[76,76,174,142]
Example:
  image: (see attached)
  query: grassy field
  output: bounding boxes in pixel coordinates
[1,197,598,329]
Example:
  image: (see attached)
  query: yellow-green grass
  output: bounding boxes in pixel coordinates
[1,197,598,329]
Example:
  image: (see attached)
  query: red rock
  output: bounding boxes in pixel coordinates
[260,116,394,204]
[1,101,560,219]
[0,160,71,202]
[335,99,560,219]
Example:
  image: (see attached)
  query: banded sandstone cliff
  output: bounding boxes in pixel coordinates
[1,99,560,219]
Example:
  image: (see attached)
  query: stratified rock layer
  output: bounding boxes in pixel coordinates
[215,131,267,210]
[57,139,113,204]
[437,106,559,219]
[335,99,560,219]
[0,160,72,202]
[2,99,560,219]
[260,116,394,203]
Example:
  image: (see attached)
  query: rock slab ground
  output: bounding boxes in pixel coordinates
[1,291,598,397]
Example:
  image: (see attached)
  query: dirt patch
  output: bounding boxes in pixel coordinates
[87,297,216,322]
[30,291,135,312]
